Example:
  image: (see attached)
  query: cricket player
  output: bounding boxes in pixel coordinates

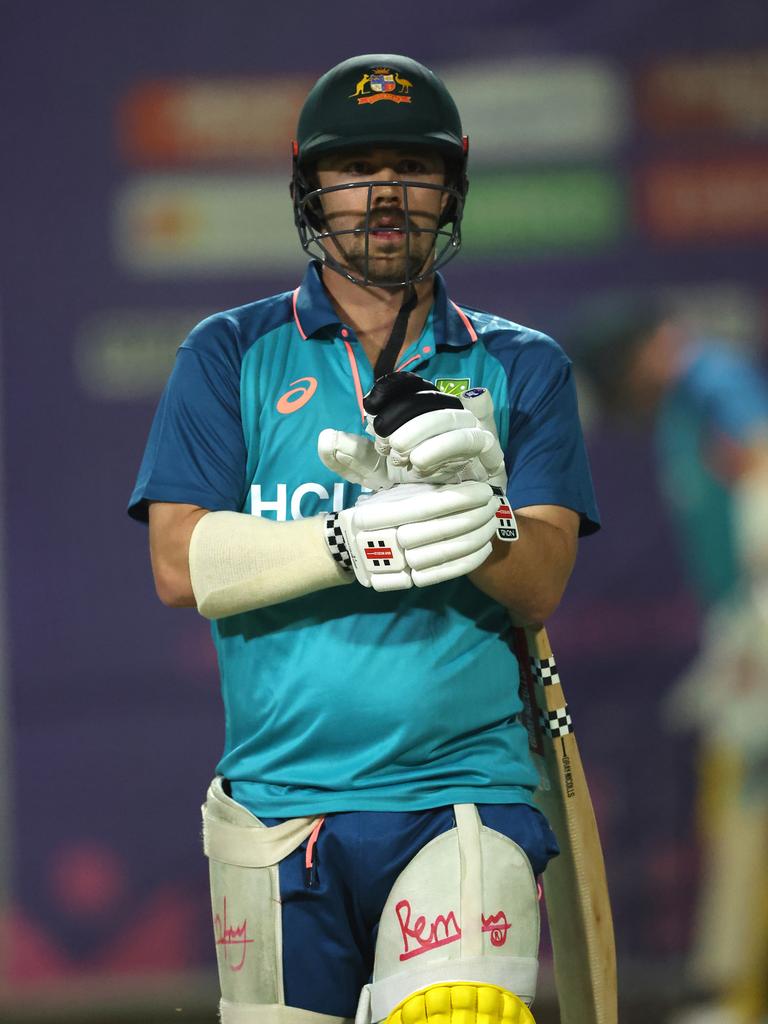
[571,297,768,1024]
[129,54,600,1024]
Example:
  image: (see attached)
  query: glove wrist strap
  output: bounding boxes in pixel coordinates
[324,513,354,573]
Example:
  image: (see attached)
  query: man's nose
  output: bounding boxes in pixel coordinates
[370,173,404,205]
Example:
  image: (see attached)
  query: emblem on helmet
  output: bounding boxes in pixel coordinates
[350,67,413,105]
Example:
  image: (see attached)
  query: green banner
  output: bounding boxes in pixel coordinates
[462,168,624,254]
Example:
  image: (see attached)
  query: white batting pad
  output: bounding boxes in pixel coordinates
[355,804,540,1024]
[202,778,326,1019]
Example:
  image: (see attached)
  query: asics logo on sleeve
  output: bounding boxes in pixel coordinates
[276,376,318,414]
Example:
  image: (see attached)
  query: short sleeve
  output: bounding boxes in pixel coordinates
[127,317,248,522]
[689,347,768,441]
[503,338,600,536]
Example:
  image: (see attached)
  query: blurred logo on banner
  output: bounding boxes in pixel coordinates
[640,155,768,241]
[118,77,313,166]
[113,175,304,275]
[443,58,628,163]
[640,52,768,136]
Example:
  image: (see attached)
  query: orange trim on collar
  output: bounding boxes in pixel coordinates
[396,354,422,372]
[292,287,307,340]
[450,301,478,342]
[343,340,366,423]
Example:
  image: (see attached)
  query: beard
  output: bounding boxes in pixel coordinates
[345,239,430,284]
[332,215,439,285]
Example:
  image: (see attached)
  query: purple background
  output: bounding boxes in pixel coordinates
[1,0,767,1008]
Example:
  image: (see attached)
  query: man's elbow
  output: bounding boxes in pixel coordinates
[515,582,566,629]
[528,544,577,624]
[531,592,563,627]
[152,562,197,608]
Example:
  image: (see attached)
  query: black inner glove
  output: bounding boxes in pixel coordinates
[363,372,462,438]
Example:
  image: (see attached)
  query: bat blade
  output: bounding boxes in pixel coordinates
[513,625,617,1024]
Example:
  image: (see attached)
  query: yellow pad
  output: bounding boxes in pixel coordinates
[384,982,536,1024]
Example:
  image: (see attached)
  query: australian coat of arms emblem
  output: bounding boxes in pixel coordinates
[350,67,413,105]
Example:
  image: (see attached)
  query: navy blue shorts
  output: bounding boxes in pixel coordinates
[259,803,559,1017]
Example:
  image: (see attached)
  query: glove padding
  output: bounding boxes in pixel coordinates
[365,373,506,487]
[317,428,390,491]
[318,372,507,488]
[332,481,502,592]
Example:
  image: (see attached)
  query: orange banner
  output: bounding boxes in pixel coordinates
[640,155,768,240]
[639,52,768,136]
[117,77,311,166]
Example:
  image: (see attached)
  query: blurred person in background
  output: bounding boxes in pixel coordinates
[571,296,768,1024]
[127,53,600,1024]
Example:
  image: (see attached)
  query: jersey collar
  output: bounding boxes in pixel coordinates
[292,260,477,348]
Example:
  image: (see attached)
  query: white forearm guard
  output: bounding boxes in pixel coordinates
[189,512,352,620]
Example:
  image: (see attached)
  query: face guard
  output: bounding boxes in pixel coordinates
[291,54,469,289]
[292,157,467,288]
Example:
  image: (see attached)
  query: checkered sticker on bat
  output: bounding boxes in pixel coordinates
[531,655,561,687]
[542,705,574,738]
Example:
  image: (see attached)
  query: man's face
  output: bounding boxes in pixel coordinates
[314,146,448,285]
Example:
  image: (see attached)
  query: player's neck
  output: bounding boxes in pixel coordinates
[321,266,434,370]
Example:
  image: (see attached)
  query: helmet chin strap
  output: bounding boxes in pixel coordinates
[373,285,419,380]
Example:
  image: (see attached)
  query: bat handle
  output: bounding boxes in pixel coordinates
[522,624,553,661]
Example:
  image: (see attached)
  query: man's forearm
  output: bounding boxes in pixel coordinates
[469,511,578,625]
[149,504,351,614]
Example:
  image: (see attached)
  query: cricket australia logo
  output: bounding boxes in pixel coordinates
[435,377,470,397]
[350,67,413,105]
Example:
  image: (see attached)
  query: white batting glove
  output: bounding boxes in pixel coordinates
[457,387,508,489]
[363,373,508,489]
[323,482,513,593]
[317,428,391,491]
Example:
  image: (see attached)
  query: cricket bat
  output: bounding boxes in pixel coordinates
[512,625,617,1024]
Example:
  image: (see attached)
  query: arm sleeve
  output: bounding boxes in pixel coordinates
[502,337,601,537]
[127,316,248,522]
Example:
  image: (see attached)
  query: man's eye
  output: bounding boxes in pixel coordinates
[399,160,426,175]
[346,161,372,175]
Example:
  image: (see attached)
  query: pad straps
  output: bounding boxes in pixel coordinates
[455,803,484,959]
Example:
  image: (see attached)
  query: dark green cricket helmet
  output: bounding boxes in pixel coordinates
[296,53,466,162]
[291,54,469,287]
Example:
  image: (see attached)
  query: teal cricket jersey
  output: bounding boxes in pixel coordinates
[129,261,600,817]
[656,343,768,608]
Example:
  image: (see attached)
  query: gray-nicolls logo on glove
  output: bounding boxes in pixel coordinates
[324,481,504,592]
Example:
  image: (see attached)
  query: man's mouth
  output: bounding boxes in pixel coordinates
[367,214,408,239]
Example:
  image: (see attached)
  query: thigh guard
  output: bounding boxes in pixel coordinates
[355,804,539,1024]
[202,777,350,1024]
